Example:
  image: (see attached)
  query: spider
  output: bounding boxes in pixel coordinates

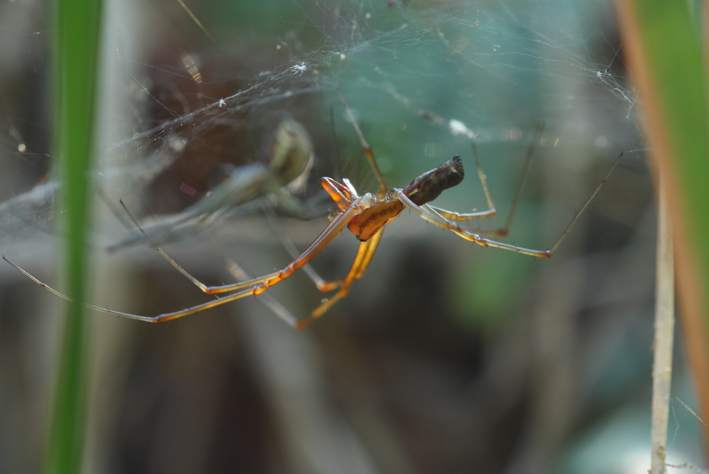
[3,105,618,330]
[104,118,320,252]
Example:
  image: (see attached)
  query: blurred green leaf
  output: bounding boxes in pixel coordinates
[46,0,103,473]
[618,0,709,451]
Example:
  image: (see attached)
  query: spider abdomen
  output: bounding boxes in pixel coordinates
[402,156,464,205]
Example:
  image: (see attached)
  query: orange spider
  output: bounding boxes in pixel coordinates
[4,107,618,330]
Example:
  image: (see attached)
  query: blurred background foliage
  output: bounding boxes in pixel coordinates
[0,0,703,473]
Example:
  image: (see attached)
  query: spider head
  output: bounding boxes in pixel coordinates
[402,155,465,205]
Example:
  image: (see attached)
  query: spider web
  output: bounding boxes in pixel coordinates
[0,0,640,253]
[2,2,706,471]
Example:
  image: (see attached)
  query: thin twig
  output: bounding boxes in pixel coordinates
[651,179,675,474]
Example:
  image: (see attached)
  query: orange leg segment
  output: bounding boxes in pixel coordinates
[296,228,384,330]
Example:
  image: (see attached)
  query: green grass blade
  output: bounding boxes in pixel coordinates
[617,0,709,453]
[46,0,103,473]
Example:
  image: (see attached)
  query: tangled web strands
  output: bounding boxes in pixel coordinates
[0,0,637,253]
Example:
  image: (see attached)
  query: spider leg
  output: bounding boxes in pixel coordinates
[2,256,157,323]
[429,141,498,222]
[425,203,533,238]
[3,200,363,325]
[226,259,299,328]
[429,126,542,238]
[339,95,388,194]
[121,199,362,296]
[377,82,538,234]
[309,239,372,317]
[395,153,619,258]
[492,123,543,237]
[3,255,300,323]
[296,227,384,330]
[429,206,496,221]
[113,199,227,295]
[397,190,550,257]
[262,204,343,293]
[421,204,501,238]
[117,189,332,305]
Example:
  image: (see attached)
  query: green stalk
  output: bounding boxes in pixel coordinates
[616,0,709,454]
[46,0,103,473]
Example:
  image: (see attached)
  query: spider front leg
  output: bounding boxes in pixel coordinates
[3,239,332,326]
[116,198,356,297]
[3,200,365,326]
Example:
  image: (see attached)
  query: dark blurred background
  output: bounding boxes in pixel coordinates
[0,0,703,473]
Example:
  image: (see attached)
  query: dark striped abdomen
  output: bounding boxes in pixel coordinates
[402,156,464,205]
